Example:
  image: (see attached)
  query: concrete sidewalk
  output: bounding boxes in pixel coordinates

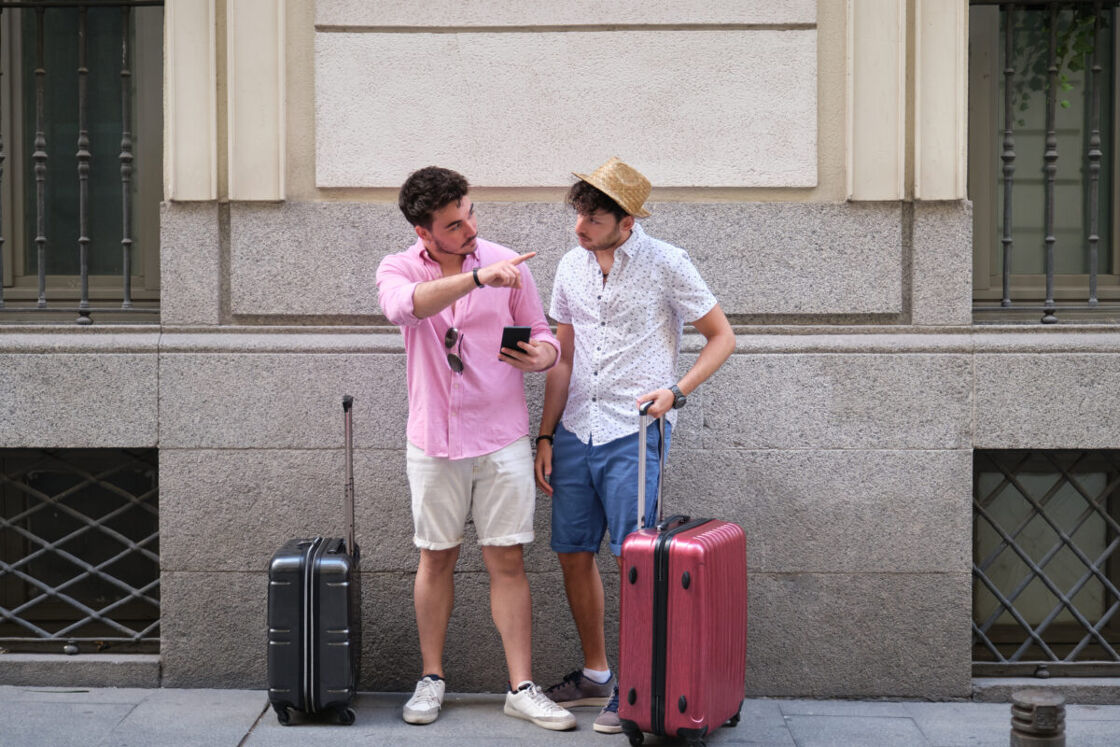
[4,685,1120,746]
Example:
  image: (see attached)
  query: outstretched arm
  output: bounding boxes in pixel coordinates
[412,251,536,319]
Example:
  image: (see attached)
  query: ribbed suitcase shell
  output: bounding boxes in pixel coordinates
[618,518,746,743]
[267,536,361,723]
[266,396,361,725]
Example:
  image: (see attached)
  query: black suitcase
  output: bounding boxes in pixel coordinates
[267,395,362,725]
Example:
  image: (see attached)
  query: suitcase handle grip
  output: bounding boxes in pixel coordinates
[656,514,690,533]
[343,395,353,412]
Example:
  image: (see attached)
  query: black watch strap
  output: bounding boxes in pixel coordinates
[669,384,687,409]
[472,267,484,287]
[535,434,554,445]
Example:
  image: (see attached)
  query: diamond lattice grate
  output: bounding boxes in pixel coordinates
[0,449,159,652]
[973,450,1120,672]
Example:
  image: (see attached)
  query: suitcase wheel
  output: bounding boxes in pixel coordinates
[273,705,292,726]
[726,699,743,728]
[620,721,644,746]
[337,706,356,726]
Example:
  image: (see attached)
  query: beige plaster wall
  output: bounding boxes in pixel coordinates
[283,0,848,204]
[172,1,965,205]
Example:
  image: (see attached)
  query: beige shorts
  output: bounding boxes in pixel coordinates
[406,437,535,550]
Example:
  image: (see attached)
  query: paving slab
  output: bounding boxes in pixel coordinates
[246,692,785,746]
[0,700,135,747]
[1068,703,1120,721]
[777,699,914,718]
[1066,720,1120,746]
[902,702,1009,747]
[0,685,153,704]
[5,685,1118,747]
[783,714,929,747]
[105,689,267,746]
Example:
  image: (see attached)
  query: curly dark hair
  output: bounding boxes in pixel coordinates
[398,167,471,228]
[566,180,628,221]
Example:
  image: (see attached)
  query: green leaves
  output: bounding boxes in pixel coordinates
[1005,6,1109,126]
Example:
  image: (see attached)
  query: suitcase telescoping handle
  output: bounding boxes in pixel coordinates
[637,400,666,530]
[343,395,356,555]
[637,401,689,533]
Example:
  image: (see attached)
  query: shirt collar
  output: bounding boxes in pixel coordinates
[616,221,645,258]
[583,221,645,267]
[622,220,649,255]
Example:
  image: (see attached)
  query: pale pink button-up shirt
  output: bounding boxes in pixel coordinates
[377,237,559,459]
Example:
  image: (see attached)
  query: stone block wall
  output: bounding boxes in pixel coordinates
[1,196,990,698]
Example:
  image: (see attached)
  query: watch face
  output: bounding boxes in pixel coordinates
[670,386,686,409]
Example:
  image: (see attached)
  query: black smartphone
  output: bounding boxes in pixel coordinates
[500,326,531,357]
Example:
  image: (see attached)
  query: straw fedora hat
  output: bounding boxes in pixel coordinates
[573,157,651,218]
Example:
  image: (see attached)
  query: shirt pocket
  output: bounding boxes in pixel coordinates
[605,277,664,339]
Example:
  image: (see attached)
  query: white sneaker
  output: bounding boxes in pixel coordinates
[403,675,445,724]
[504,681,577,731]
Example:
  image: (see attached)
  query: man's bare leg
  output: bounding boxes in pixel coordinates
[414,546,460,677]
[556,550,609,672]
[482,544,533,685]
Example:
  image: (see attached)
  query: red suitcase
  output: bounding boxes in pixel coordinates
[617,406,747,747]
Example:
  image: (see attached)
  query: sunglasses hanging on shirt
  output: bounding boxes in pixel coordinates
[445,327,465,373]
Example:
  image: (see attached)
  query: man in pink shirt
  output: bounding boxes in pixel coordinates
[376,166,575,731]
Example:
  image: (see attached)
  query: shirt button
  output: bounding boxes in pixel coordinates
[592,397,597,402]
[597,295,602,300]
[593,371,598,376]
[600,321,605,326]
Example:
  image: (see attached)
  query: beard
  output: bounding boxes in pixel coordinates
[428,233,478,257]
[578,226,624,253]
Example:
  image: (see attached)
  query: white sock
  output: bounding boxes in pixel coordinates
[583,667,611,684]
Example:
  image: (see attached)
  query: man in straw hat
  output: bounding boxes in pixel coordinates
[377,166,576,731]
[534,157,734,733]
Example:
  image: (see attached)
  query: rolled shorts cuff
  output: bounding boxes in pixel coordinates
[479,531,534,547]
[550,540,600,554]
[413,536,463,551]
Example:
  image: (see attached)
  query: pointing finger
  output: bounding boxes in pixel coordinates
[510,252,537,265]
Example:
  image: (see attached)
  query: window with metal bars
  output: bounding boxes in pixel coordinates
[973,450,1120,676]
[970,1,1120,323]
[0,1,163,324]
[0,449,158,654]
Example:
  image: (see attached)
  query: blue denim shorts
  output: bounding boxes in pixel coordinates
[549,420,672,557]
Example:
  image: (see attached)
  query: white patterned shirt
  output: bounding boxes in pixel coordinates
[549,222,718,445]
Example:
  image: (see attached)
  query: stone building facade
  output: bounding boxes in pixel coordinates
[3,1,1116,699]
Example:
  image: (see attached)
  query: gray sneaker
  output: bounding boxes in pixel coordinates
[593,685,622,734]
[543,670,615,707]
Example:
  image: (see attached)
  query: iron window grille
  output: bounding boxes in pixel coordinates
[973,450,1120,676]
[970,1,1120,323]
[0,1,163,325]
[0,448,158,654]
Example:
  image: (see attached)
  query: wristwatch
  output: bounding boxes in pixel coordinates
[668,384,687,410]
